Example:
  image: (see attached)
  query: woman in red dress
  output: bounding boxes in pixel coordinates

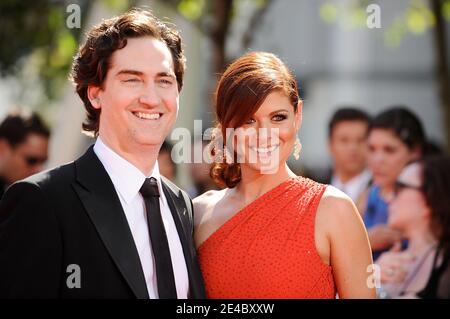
[194,52,376,299]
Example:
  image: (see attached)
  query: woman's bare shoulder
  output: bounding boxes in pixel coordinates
[317,185,364,234]
[193,189,227,226]
[319,185,356,212]
[193,189,227,210]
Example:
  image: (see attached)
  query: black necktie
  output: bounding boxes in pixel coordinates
[140,177,177,299]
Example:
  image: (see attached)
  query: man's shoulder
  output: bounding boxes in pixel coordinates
[23,161,76,190]
[21,146,95,191]
[0,161,78,223]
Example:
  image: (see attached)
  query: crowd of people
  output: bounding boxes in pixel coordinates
[315,106,450,298]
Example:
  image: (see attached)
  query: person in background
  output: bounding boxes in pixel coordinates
[364,107,426,260]
[158,140,177,182]
[327,107,372,208]
[0,110,50,198]
[377,157,450,299]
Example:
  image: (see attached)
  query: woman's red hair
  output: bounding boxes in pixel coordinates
[210,51,300,188]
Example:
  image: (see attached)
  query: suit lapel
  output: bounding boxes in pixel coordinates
[161,179,191,241]
[72,146,149,299]
[161,178,204,298]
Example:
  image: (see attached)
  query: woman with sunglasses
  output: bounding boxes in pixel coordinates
[376,156,450,299]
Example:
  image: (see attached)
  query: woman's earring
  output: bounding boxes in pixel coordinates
[92,98,100,108]
[293,136,302,160]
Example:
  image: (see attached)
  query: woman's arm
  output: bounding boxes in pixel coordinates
[318,186,377,298]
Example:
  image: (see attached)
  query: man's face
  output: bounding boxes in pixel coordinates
[92,36,179,155]
[0,133,49,184]
[329,120,369,176]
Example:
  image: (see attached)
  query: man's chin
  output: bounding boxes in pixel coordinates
[133,137,165,148]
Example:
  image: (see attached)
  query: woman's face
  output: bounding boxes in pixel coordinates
[367,129,420,189]
[388,163,430,232]
[232,91,301,175]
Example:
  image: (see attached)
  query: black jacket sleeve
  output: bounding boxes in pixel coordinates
[0,181,62,298]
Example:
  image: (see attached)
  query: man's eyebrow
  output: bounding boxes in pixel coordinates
[115,69,144,76]
[157,72,176,79]
[115,70,176,79]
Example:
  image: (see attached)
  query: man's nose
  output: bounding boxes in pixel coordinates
[139,85,161,106]
[371,151,384,164]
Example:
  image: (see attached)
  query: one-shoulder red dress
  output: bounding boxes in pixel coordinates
[198,176,336,298]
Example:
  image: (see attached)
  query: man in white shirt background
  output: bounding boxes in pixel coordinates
[327,107,372,211]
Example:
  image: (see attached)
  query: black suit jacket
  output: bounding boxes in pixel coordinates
[0,177,7,200]
[0,146,206,299]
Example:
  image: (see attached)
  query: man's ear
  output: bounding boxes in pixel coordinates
[295,100,303,131]
[87,86,102,109]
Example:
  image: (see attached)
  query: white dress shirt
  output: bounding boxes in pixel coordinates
[331,169,372,203]
[94,138,189,299]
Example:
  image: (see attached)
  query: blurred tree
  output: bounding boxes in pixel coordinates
[0,0,272,109]
[320,0,450,151]
[165,0,274,75]
[0,0,92,101]
[431,0,450,152]
[0,0,137,106]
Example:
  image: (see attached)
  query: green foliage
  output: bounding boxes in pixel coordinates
[177,0,206,20]
[0,0,138,105]
[101,0,131,13]
[443,0,450,19]
[0,1,85,101]
[319,2,338,23]
[385,0,436,47]
[319,0,450,48]
[319,0,370,28]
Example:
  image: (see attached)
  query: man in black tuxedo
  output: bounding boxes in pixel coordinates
[0,9,205,299]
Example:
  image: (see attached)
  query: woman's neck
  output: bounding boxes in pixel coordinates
[405,224,437,256]
[236,164,296,205]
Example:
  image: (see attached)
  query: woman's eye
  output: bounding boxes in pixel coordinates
[245,118,255,125]
[272,114,287,121]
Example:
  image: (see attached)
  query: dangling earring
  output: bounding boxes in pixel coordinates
[293,136,302,160]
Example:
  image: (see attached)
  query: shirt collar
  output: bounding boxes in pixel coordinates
[332,169,371,188]
[93,137,165,205]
